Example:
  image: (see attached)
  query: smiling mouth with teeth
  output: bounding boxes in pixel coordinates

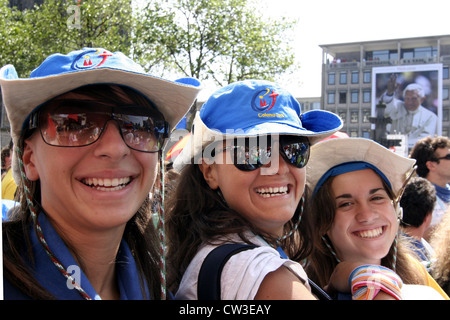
[255,186,289,198]
[82,177,131,191]
[354,226,384,239]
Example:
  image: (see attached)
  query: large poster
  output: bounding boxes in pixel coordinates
[372,64,442,149]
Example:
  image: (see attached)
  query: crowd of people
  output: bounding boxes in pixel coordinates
[0,48,449,300]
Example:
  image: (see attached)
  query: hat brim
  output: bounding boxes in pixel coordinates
[306,138,416,198]
[0,65,201,139]
[0,64,201,184]
[173,110,343,171]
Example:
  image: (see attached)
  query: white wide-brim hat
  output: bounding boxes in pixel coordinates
[306,138,416,199]
[173,79,343,171]
[0,47,202,183]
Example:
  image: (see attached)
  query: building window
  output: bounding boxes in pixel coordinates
[401,46,437,59]
[444,87,449,100]
[327,92,335,104]
[444,67,449,80]
[338,111,347,122]
[444,107,449,122]
[350,129,358,137]
[362,130,371,139]
[366,50,397,61]
[328,72,335,85]
[351,90,359,103]
[350,110,358,123]
[339,91,347,104]
[363,89,371,103]
[363,71,371,83]
[340,72,347,84]
[311,101,321,110]
[351,71,359,84]
[362,109,371,123]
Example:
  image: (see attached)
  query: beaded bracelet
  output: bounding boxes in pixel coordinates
[349,265,403,300]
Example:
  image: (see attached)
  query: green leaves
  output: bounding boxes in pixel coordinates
[0,0,297,85]
[137,0,297,85]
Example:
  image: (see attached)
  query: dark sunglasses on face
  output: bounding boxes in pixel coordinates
[212,135,310,171]
[28,99,168,153]
[433,154,450,161]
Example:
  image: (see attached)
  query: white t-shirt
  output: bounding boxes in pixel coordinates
[175,233,310,300]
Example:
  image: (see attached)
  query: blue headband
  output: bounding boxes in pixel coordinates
[313,161,392,196]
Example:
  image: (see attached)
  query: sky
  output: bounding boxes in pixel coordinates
[215,0,450,99]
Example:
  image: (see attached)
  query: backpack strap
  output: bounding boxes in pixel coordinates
[197,243,332,300]
[197,243,257,300]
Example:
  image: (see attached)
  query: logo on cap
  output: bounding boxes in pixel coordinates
[71,49,113,70]
[251,88,279,112]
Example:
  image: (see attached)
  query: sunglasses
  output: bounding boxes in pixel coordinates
[212,136,310,171]
[433,154,450,161]
[28,99,168,153]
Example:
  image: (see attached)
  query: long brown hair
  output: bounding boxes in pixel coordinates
[165,162,307,292]
[301,173,426,288]
[2,85,163,299]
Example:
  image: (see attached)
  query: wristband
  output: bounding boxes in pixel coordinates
[349,265,403,300]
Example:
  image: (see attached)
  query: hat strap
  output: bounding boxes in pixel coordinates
[321,234,398,271]
[275,195,304,245]
[321,235,341,263]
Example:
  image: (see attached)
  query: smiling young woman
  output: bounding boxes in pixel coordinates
[302,137,449,300]
[1,48,201,300]
[165,79,343,300]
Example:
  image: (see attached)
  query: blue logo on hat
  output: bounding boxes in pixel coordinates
[251,88,279,112]
[71,49,113,70]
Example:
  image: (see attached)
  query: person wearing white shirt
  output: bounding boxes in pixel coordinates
[380,75,438,149]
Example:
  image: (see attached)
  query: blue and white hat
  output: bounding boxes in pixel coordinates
[307,138,416,199]
[1,48,201,135]
[0,47,202,182]
[173,79,343,171]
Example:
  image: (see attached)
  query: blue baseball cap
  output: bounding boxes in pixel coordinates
[173,79,343,170]
[0,47,201,182]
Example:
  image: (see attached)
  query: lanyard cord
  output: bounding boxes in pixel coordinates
[156,152,167,299]
[17,147,93,300]
[275,195,304,246]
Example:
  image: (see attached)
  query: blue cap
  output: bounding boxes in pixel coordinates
[173,79,343,170]
[199,79,342,145]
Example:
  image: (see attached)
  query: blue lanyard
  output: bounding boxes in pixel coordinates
[276,246,288,259]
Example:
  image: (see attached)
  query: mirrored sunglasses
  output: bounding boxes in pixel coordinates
[28,99,168,153]
[213,136,310,171]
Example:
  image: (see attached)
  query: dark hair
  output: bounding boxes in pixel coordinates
[165,163,307,292]
[409,136,450,177]
[2,85,163,299]
[400,177,436,228]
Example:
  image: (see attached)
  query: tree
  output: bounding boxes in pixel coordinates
[138,0,298,86]
[0,0,298,85]
[0,0,136,77]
